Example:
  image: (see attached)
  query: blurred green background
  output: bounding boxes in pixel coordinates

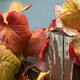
[0,0,65,31]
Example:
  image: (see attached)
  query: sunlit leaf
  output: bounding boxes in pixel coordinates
[36,70,51,80]
[72,33,80,59]
[22,27,48,58]
[3,2,32,23]
[0,45,21,80]
[54,3,62,28]
[0,11,32,56]
[69,33,80,65]
[3,2,24,23]
[60,0,80,31]
[54,3,78,36]
[69,42,80,65]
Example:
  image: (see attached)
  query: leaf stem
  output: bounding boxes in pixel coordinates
[20,4,32,13]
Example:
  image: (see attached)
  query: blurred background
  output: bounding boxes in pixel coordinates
[0,0,65,31]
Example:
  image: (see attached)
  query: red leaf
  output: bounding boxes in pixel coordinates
[49,19,56,29]
[18,76,28,80]
[35,61,46,72]
[22,27,49,60]
[69,42,80,65]
[0,11,32,56]
[39,38,49,60]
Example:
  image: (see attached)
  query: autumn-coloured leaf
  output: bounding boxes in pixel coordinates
[69,33,80,65]
[35,61,46,72]
[3,2,24,23]
[39,38,49,60]
[0,11,32,56]
[69,42,80,65]
[18,76,29,80]
[0,45,21,80]
[49,19,56,28]
[60,0,80,31]
[72,33,80,59]
[54,3,78,36]
[36,70,51,80]
[4,2,24,14]
[22,27,48,59]
[3,2,32,23]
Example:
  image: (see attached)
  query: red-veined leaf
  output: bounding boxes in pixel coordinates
[0,11,32,56]
[3,2,24,23]
[69,42,80,65]
[3,2,32,23]
[54,3,78,36]
[0,45,21,80]
[22,27,49,60]
[69,33,80,65]
[54,3,62,28]
[60,0,80,31]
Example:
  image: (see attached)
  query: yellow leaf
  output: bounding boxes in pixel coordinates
[54,2,78,36]
[36,70,51,80]
[60,0,80,31]
[3,2,32,23]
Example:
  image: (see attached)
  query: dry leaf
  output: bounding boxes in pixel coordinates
[36,70,51,80]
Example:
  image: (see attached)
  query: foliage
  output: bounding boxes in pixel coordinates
[0,1,52,80]
[54,0,80,66]
[54,2,78,36]
[60,0,80,31]
[36,70,51,80]
[0,45,21,80]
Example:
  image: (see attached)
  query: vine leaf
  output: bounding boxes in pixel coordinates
[3,2,32,23]
[0,11,32,56]
[36,70,51,80]
[0,45,21,80]
[35,61,46,72]
[54,3,78,36]
[3,2,24,23]
[72,33,80,60]
[22,27,48,59]
[18,76,28,80]
[60,0,80,31]
[69,33,80,65]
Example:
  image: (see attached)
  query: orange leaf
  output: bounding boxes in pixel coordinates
[3,2,32,23]
[0,11,32,56]
[60,0,80,31]
[3,2,24,23]
[72,33,80,60]
[54,3,78,36]
[22,27,49,59]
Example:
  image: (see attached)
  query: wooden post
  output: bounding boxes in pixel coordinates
[43,30,80,80]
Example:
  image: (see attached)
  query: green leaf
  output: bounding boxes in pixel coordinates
[0,45,21,80]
